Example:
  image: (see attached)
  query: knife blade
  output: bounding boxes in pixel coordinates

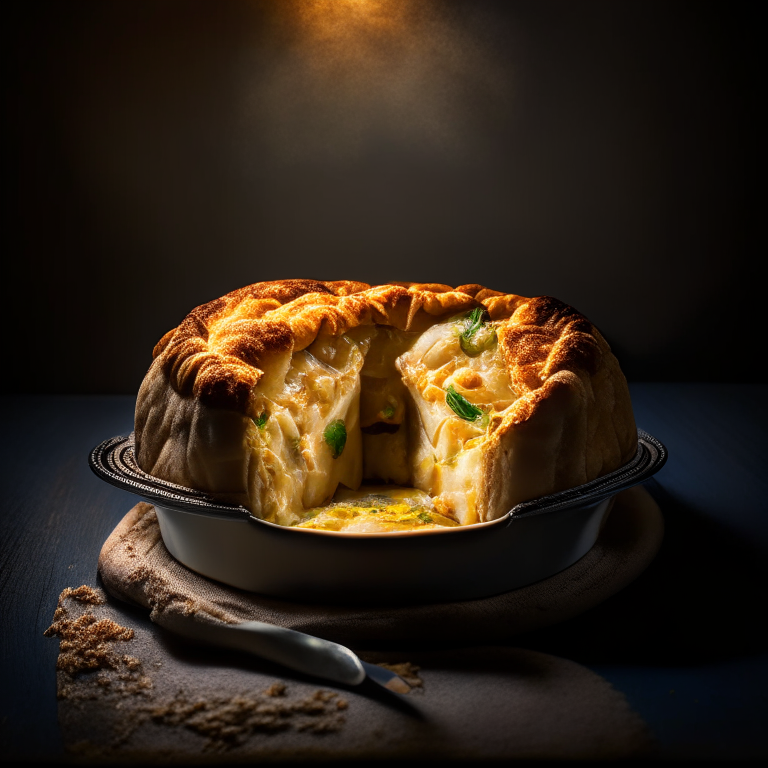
[360,660,411,694]
[160,613,411,694]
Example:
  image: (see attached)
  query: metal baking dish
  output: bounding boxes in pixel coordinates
[90,430,666,604]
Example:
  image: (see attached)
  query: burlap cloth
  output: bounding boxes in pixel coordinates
[57,485,662,760]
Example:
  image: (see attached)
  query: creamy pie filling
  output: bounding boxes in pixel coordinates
[245,312,518,529]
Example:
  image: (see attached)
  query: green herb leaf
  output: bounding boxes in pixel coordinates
[323,419,347,459]
[462,307,485,336]
[252,412,269,430]
[418,512,434,524]
[459,308,496,356]
[445,385,485,422]
[382,404,396,419]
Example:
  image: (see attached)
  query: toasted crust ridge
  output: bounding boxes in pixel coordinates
[152,281,496,412]
[148,282,629,419]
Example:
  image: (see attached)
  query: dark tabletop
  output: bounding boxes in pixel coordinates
[1,384,767,761]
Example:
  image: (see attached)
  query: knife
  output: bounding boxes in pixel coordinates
[160,613,411,694]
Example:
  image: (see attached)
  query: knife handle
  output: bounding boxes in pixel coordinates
[161,614,366,686]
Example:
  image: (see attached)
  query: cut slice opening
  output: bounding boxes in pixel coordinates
[247,311,518,530]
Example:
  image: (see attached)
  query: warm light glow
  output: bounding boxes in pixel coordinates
[240,0,508,163]
[286,0,412,68]
[296,0,409,40]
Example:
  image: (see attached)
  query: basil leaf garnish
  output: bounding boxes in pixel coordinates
[323,419,347,459]
[445,385,485,422]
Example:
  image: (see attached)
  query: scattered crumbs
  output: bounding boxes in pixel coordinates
[376,662,423,691]
[61,585,104,605]
[45,611,132,674]
[43,586,150,701]
[46,586,349,752]
[149,687,346,750]
[303,690,337,705]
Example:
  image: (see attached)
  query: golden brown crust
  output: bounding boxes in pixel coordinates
[153,281,483,412]
[476,295,637,519]
[136,280,637,519]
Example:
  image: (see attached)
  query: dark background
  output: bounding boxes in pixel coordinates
[6,0,761,394]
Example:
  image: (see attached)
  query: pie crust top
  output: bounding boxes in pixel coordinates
[135,280,637,529]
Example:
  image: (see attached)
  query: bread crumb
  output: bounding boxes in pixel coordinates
[43,586,150,700]
[150,688,346,750]
[62,585,105,605]
[374,662,423,690]
[45,611,133,674]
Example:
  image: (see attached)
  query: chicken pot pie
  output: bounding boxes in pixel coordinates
[135,280,636,531]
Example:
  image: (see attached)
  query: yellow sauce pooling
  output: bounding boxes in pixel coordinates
[295,485,459,532]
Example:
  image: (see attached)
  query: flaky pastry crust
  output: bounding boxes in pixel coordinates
[135,280,637,523]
